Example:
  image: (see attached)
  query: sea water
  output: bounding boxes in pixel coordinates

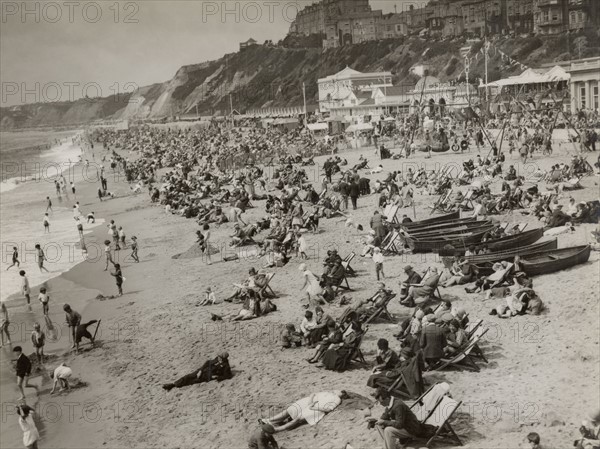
[0,130,105,302]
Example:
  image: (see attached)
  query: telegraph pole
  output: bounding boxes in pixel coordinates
[302,82,307,126]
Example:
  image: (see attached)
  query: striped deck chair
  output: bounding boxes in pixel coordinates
[256,273,277,299]
[363,293,397,325]
[432,328,489,372]
[407,383,463,447]
[342,252,357,277]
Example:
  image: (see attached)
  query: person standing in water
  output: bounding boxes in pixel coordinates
[6,246,20,270]
[31,323,45,364]
[43,214,50,233]
[34,244,49,273]
[45,196,52,213]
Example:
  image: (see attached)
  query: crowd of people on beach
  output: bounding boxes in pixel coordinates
[3,104,600,449]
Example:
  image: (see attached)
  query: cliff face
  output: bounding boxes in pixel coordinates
[1,31,597,129]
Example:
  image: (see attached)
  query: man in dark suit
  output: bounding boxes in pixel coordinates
[163,352,232,390]
[349,181,360,210]
[420,316,447,367]
[372,388,434,449]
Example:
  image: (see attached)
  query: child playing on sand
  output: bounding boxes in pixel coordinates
[118,226,127,249]
[198,287,218,306]
[6,246,19,270]
[35,244,49,273]
[31,323,45,364]
[297,231,308,259]
[110,263,123,296]
[372,247,385,280]
[43,213,50,233]
[130,236,139,263]
[86,211,95,223]
[281,323,303,349]
[46,196,52,213]
[38,287,50,316]
[104,240,113,271]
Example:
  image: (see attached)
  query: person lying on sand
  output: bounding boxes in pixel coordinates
[259,390,347,433]
[162,352,231,391]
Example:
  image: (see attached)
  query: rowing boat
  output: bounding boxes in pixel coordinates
[400,217,479,234]
[478,228,545,252]
[466,239,558,265]
[403,220,491,238]
[406,226,495,253]
[401,211,460,229]
[519,245,591,276]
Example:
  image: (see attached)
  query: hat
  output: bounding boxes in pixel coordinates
[556,204,563,208]
[369,230,376,235]
[440,313,454,323]
[404,265,413,272]
[219,352,229,360]
[415,309,425,320]
[261,423,276,434]
[425,314,436,323]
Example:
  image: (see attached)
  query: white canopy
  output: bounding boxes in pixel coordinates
[345,123,373,133]
[307,123,328,131]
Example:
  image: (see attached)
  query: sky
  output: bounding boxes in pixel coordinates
[1,1,425,106]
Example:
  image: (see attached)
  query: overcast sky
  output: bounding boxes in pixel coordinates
[1,1,424,106]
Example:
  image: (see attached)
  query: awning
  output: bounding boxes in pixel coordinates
[345,123,373,133]
[307,123,328,131]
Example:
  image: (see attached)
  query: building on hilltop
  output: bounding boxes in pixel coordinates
[239,38,258,51]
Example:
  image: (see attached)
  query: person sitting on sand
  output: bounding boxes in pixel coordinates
[162,352,232,391]
[400,268,440,308]
[575,409,600,449]
[281,323,303,349]
[259,390,347,433]
[248,423,279,449]
[50,362,73,394]
[198,287,218,306]
[317,319,362,371]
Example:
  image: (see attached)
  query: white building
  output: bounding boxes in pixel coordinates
[318,67,392,114]
[567,57,600,113]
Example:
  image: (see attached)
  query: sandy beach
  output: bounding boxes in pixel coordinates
[1,132,598,449]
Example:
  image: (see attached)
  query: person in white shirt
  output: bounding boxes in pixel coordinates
[17,404,39,449]
[50,362,73,394]
[300,310,317,338]
[260,390,347,433]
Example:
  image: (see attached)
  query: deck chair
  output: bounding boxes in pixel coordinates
[385,205,400,225]
[382,230,403,255]
[256,273,277,298]
[387,352,425,399]
[363,293,397,324]
[340,328,369,370]
[430,189,452,213]
[421,396,464,447]
[468,325,488,363]
[465,319,482,339]
[459,189,475,211]
[331,269,352,293]
[433,328,489,372]
[342,252,357,277]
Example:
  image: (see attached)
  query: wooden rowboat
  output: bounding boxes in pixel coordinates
[466,239,558,265]
[401,211,460,229]
[403,220,491,238]
[400,217,479,234]
[478,228,545,252]
[519,245,591,276]
[406,226,495,253]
